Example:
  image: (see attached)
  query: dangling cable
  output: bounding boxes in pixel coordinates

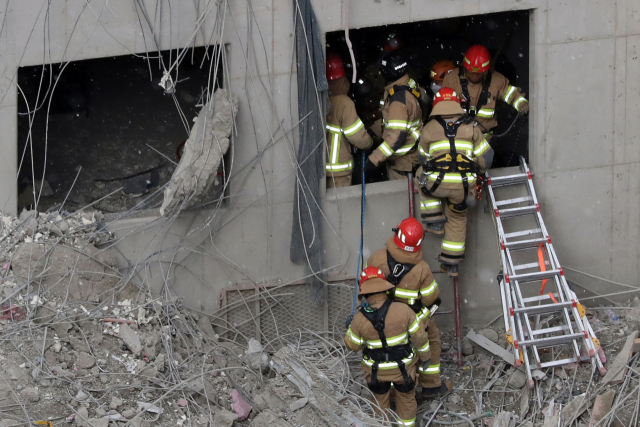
[343,0,357,83]
[350,150,366,315]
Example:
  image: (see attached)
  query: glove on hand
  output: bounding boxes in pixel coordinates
[345,314,354,330]
[429,297,442,309]
[518,100,529,115]
[364,159,380,183]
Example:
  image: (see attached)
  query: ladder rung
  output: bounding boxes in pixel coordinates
[514,301,572,316]
[519,332,585,348]
[504,229,542,238]
[522,294,556,303]
[513,262,543,271]
[487,173,530,186]
[509,269,561,283]
[532,325,568,335]
[495,196,533,207]
[504,237,549,250]
[539,357,579,369]
[497,205,539,219]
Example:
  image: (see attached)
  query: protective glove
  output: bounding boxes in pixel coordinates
[429,297,442,310]
[345,314,354,330]
[364,159,380,184]
[421,360,431,371]
[517,100,529,115]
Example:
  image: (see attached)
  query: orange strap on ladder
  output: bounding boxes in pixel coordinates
[538,243,548,295]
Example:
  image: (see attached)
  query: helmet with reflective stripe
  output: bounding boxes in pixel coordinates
[359,266,394,295]
[430,59,456,82]
[432,87,461,108]
[379,52,407,82]
[463,45,491,73]
[431,88,465,116]
[392,217,424,252]
[326,51,345,81]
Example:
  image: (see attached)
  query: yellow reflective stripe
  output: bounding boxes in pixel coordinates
[408,318,420,334]
[417,341,431,353]
[326,161,353,172]
[328,131,340,164]
[394,288,420,298]
[442,240,465,252]
[513,96,526,111]
[476,108,495,118]
[424,172,477,183]
[418,363,441,374]
[408,79,417,89]
[428,140,473,154]
[379,141,394,157]
[326,124,341,132]
[386,120,409,130]
[347,327,363,345]
[400,418,416,427]
[380,99,385,106]
[474,140,491,156]
[503,85,517,104]
[393,143,415,155]
[417,306,430,321]
[362,352,417,369]
[365,332,409,349]
[343,119,364,136]
[420,280,438,296]
[420,201,441,210]
[419,146,429,157]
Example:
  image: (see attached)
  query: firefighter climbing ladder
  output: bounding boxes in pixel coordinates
[485,157,606,388]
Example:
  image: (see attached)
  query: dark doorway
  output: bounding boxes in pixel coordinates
[17,46,223,213]
[326,10,530,174]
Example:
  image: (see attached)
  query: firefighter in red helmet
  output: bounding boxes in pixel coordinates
[345,266,430,426]
[325,51,373,188]
[443,45,528,141]
[367,218,452,397]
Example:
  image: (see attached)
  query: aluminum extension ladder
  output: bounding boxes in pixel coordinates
[485,157,606,388]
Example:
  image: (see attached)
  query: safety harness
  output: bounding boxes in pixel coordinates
[419,117,479,213]
[360,299,414,392]
[459,67,492,118]
[386,252,424,314]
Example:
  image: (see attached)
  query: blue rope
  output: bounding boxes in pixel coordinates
[351,151,366,315]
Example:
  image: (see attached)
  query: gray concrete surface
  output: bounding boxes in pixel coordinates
[0,0,638,329]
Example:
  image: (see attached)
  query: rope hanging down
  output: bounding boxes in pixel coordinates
[350,151,367,315]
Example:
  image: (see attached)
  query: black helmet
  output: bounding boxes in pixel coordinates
[379,52,408,82]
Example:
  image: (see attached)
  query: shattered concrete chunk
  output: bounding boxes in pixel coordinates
[478,328,499,343]
[197,315,217,341]
[213,409,238,427]
[119,324,142,355]
[231,389,252,421]
[76,351,96,369]
[110,396,123,410]
[20,387,39,402]
[289,397,308,411]
[507,369,527,389]
[462,337,474,356]
[251,410,292,427]
[160,89,238,214]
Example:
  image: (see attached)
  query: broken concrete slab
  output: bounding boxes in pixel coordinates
[251,410,293,427]
[588,390,615,427]
[119,324,142,355]
[76,351,96,369]
[478,328,499,343]
[212,409,238,427]
[542,393,589,427]
[231,388,252,421]
[603,330,638,385]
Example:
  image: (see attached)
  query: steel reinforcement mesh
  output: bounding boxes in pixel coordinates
[223,281,355,347]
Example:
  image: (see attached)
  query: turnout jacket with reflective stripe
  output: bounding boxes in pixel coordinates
[367,238,439,319]
[345,293,431,382]
[369,75,423,167]
[326,77,373,177]
[418,114,493,191]
[443,68,527,133]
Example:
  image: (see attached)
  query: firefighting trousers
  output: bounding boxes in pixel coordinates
[326,174,352,188]
[418,182,476,264]
[387,150,419,181]
[364,366,417,427]
[417,317,442,388]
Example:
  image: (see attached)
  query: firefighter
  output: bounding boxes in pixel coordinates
[429,60,456,96]
[366,217,453,397]
[443,44,528,140]
[325,52,373,188]
[345,266,431,426]
[365,52,423,181]
[416,88,494,277]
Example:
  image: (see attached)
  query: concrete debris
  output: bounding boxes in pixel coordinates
[212,409,238,427]
[231,388,252,420]
[289,397,308,411]
[160,89,238,214]
[478,328,499,343]
[588,390,615,427]
[119,324,142,355]
[251,410,293,427]
[77,351,96,369]
[19,387,39,402]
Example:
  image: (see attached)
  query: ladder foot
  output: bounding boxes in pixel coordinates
[599,367,607,376]
[527,380,535,390]
[515,359,521,367]
[589,349,595,357]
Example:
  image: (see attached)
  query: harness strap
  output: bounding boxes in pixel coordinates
[458,67,492,118]
[389,85,421,101]
[386,251,416,286]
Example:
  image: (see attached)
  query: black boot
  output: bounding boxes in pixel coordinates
[425,221,445,235]
[421,380,453,398]
[440,263,459,277]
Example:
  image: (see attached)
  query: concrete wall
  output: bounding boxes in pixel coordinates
[0,0,638,330]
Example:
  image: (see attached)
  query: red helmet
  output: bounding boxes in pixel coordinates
[359,267,393,295]
[360,266,386,284]
[326,51,345,81]
[383,33,402,52]
[392,217,424,252]
[432,87,461,108]
[463,45,491,73]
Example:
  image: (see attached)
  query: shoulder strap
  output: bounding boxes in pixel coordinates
[361,299,393,348]
[458,68,470,113]
[386,251,416,286]
[476,72,492,113]
[389,85,421,102]
[434,116,462,172]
